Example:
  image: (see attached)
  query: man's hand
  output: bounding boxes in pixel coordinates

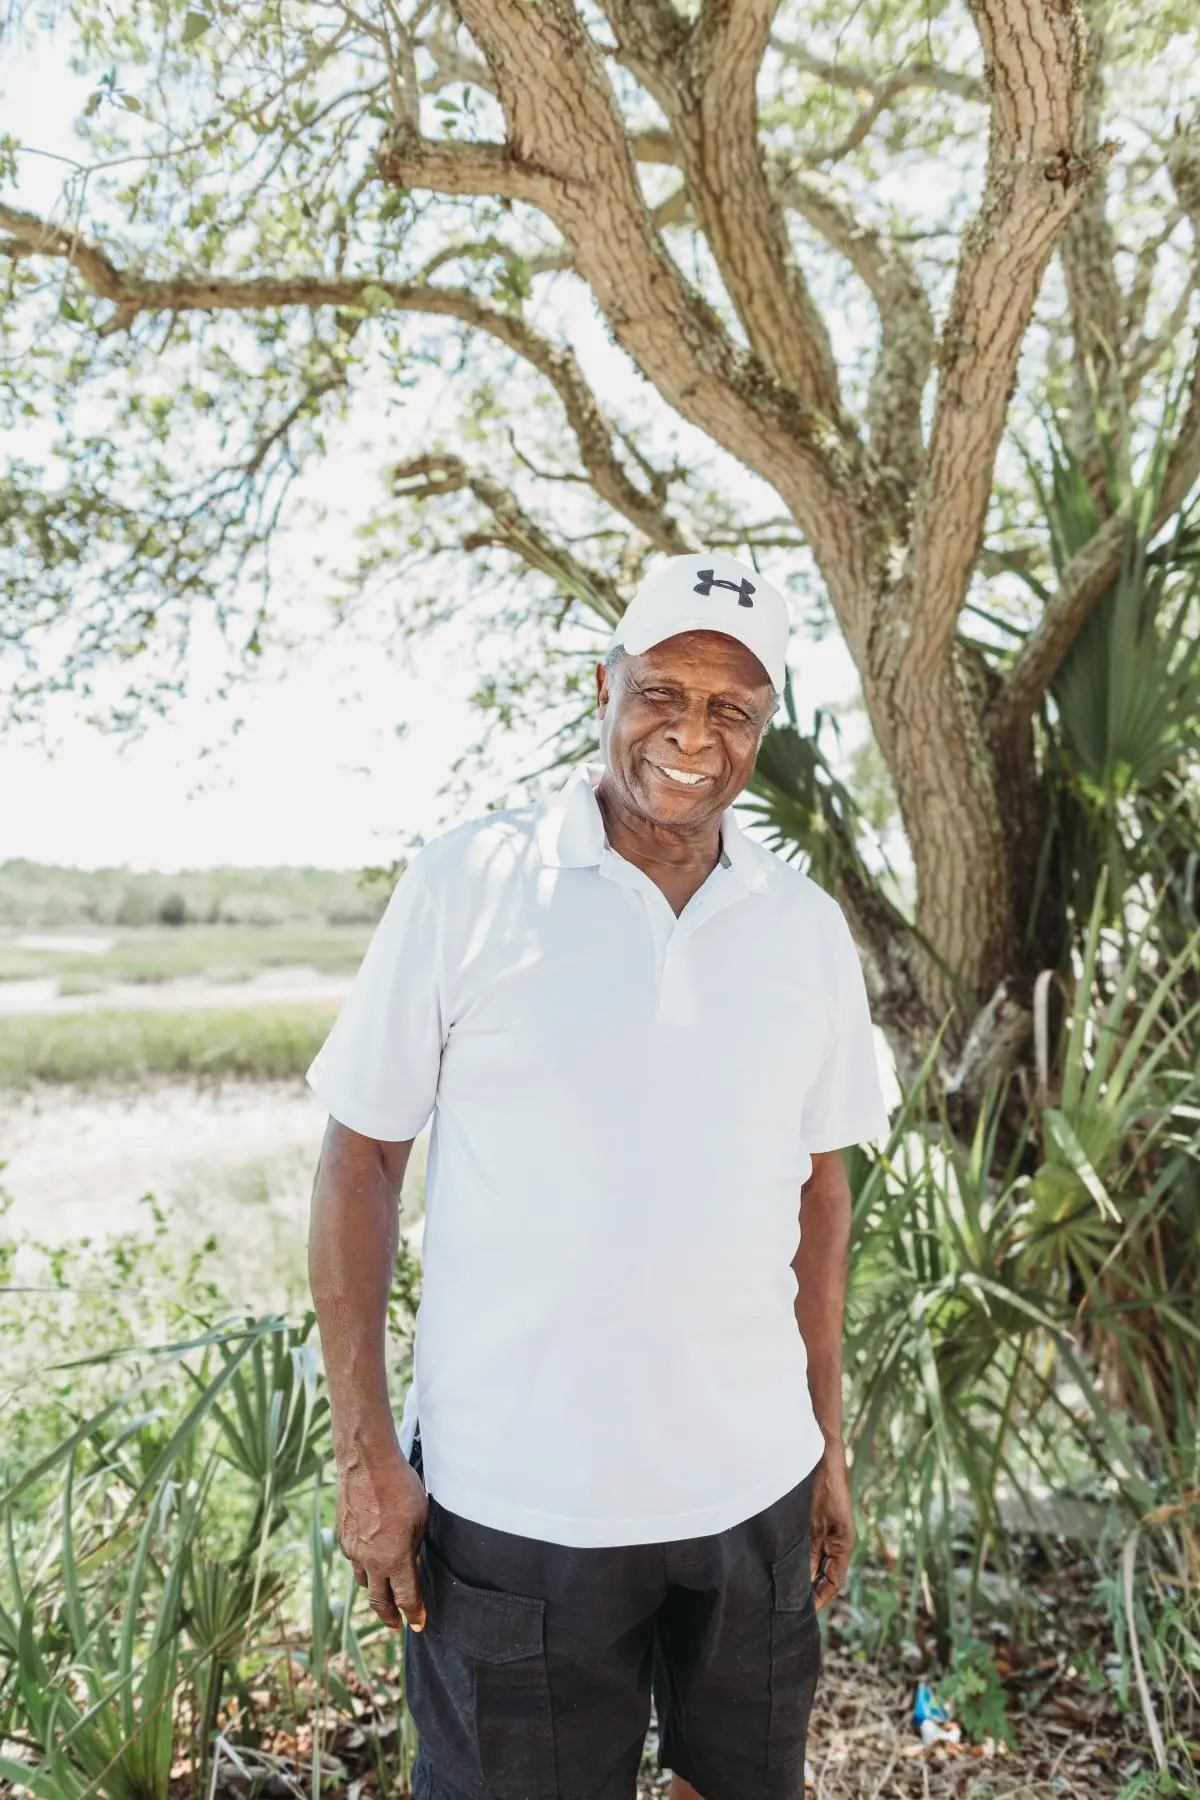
[336,1443,430,1632]
[809,1438,855,1610]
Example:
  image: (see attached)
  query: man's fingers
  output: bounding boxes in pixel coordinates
[389,1555,427,1632]
[366,1570,405,1631]
[351,1560,368,1588]
[812,1538,851,1611]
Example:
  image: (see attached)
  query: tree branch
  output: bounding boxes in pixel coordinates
[884,0,1114,679]
[391,451,625,624]
[595,0,686,83]
[811,88,899,168]
[0,202,696,555]
[606,122,935,477]
[0,203,127,301]
[768,37,984,105]
[1058,32,1124,486]
[644,0,846,421]
[1121,211,1182,352]
[1122,271,1198,403]
[373,129,559,205]
[585,84,935,480]
[834,863,938,1089]
[779,167,934,479]
[1167,110,1200,242]
[630,127,679,166]
[383,0,879,640]
[245,354,357,477]
[417,21,496,96]
[771,40,985,167]
[520,182,694,275]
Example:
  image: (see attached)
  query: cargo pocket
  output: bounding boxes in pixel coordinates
[766,1536,821,1772]
[415,1539,557,1800]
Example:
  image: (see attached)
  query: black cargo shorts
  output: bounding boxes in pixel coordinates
[403,1437,820,1800]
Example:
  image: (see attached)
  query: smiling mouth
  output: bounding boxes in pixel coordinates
[649,763,714,787]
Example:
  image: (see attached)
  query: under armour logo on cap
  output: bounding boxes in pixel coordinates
[694,568,756,607]
[608,550,787,690]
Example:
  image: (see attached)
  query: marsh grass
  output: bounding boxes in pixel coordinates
[0,1003,337,1090]
[0,926,372,988]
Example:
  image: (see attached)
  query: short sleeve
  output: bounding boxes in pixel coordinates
[801,905,891,1153]
[306,859,445,1141]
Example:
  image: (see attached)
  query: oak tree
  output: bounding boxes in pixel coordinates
[3,0,1199,1076]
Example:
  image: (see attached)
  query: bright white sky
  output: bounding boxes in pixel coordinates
[0,28,861,873]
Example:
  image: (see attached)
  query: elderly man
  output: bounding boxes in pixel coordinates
[307,550,888,1800]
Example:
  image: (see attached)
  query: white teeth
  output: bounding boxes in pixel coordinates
[657,766,708,785]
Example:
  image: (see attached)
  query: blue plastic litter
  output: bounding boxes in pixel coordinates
[913,1682,950,1727]
[913,1681,961,1746]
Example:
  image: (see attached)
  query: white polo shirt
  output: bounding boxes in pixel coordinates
[307,765,888,1547]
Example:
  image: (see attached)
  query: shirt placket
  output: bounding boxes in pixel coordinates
[599,850,747,1023]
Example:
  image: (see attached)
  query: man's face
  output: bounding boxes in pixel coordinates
[596,630,776,833]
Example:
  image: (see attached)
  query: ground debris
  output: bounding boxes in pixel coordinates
[632,1589,1132,1799]
[771,1640,1120,1797]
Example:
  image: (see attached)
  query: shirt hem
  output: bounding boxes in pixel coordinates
[805,1108,891,1153]
[305,1062,432,1143]
[426,1435,828,1548]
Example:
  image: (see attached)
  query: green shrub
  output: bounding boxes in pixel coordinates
[843,892,1199,1785]
[0,1198,421,1800]
[942,1636,1015,1746]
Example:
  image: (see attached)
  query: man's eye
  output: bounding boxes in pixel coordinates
[718,705,751,722]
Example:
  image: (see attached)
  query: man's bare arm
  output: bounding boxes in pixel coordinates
[792,1148,855,1607]
[308,1118,428,1630]
[793,1149,852,1443]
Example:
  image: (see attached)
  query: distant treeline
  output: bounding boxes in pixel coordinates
[0,859,398,930]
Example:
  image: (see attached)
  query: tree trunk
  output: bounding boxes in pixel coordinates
[869,640,1015,1034]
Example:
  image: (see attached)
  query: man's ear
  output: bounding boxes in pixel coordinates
[596,661,610,714]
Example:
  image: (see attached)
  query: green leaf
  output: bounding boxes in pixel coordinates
[119,94,143,113]
[0,1380,144,1510]
[182,10,212,45]
[1043,1109,1120,1221]
[0,1756,64,1799]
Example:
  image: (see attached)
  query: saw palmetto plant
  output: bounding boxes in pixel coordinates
[1009,391,1200,961]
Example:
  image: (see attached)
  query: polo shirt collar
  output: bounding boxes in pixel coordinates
[534,764,770,894]
[718,804,772,894]
[534,763,608,869]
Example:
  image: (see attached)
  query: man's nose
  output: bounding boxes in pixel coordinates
[663,701,715,755]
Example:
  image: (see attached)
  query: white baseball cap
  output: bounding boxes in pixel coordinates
[609,551,789,692]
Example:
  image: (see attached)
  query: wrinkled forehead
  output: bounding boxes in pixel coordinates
[627,629,774,694]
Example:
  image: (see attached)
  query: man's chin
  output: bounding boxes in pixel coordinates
[634,765,724,825]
